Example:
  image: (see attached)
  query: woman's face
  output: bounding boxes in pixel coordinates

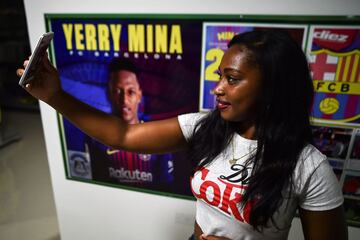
[214,44,263,125]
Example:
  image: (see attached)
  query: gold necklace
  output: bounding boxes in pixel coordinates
[228,140,257,166]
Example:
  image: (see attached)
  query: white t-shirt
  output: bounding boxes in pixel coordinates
[178,112,343,240]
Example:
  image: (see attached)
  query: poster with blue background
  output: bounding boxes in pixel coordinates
[48,16,203,198]
[200,23,307,111]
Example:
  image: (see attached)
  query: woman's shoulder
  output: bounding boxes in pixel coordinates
[300,144,327,164]
[178,111,207,119]
[293,144,328,187]
[297,144,328,171]
[177,112,208,141]
[294,144,343,210]
[177,112,208,126]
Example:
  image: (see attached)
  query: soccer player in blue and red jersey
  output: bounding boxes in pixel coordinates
[88,58,174,190]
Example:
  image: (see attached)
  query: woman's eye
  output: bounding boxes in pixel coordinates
[227,76,239,84]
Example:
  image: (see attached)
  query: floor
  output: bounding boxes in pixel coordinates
[0,110,60,240]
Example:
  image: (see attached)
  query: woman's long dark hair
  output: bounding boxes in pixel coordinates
[188,30,314,230]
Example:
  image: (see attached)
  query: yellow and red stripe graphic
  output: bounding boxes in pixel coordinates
[310,49,360,83]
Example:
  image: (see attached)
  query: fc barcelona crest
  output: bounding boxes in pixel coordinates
[308,26,360,127]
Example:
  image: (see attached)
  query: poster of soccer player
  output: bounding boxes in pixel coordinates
[199,23,308,111]
[307,26,360,127]
[47,16,203,197]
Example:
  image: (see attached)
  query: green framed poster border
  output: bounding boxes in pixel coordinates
[43,14,360,220]
[45,13,360,24]
[44,13,199,202]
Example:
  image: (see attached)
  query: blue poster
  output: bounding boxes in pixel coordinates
[49,16,203,197]
[199,23,307,111]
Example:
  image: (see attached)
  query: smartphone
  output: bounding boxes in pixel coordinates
[18,32,54,87]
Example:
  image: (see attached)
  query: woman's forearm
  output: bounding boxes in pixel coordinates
[48,90,128,148]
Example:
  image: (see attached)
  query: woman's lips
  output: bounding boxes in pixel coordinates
[216,99,231,110]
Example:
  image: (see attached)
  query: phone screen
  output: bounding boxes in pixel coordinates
[19,32,54,87]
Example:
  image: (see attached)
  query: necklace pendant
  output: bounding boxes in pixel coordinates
[229,159,237,165]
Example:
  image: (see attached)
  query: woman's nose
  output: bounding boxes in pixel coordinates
[213,79,225,96]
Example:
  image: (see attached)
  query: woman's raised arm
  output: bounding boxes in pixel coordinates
[17,55,188,154]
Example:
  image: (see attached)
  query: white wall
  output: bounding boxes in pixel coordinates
[23,0,360,239]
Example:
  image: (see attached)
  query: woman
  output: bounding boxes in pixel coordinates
[17,30,347,240]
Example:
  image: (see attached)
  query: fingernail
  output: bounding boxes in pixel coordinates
[26,83,30,88]
[16,69,23,76]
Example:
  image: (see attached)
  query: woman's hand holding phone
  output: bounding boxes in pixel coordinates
[17,54,63,104]
[16,32,63,105]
